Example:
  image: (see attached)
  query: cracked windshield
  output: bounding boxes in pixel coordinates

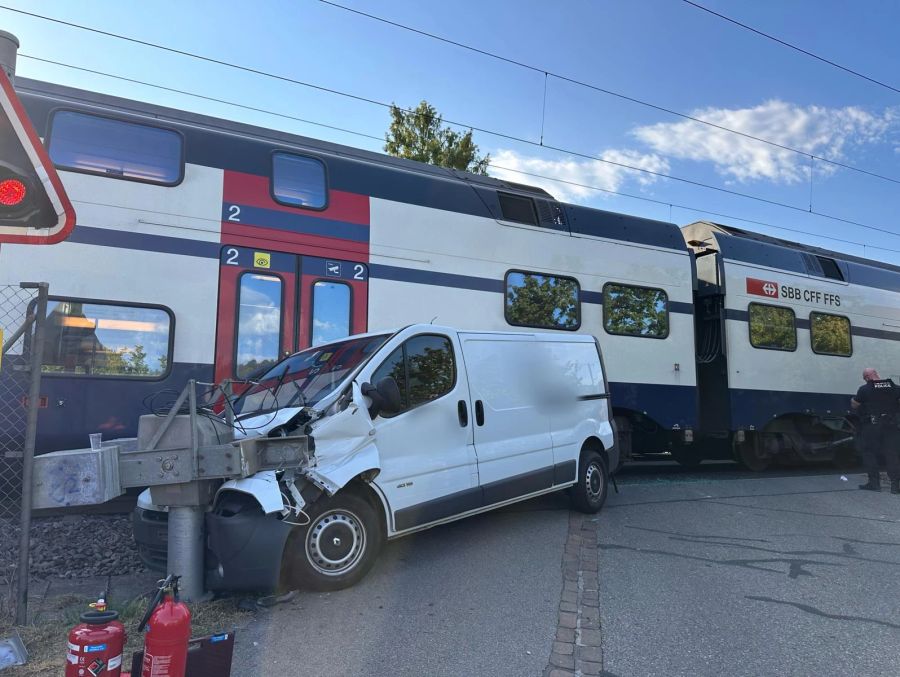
[0,2,899,676]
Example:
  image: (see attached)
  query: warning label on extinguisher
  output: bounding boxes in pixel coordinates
[746,277,779,299]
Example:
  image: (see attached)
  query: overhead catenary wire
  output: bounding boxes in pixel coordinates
[18,54,900,259]
[315,0,900,187]
[681,0,900,96]
[6,3,900,190]
[15,43,900,244]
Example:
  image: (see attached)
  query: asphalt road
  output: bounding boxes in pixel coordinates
[233,491,571,677]
[599,466,900,677]
[230,463,900,676]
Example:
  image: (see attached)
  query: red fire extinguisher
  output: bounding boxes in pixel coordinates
[66,598,127,677]
[138,575,191,677]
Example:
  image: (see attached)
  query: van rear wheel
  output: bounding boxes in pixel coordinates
[281,492,383,592]
[571,450,608,514]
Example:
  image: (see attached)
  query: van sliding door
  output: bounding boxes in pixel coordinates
[460,334,555,504]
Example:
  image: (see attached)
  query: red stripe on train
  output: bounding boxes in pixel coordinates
[223,170,370,226]
[221,222,369,261]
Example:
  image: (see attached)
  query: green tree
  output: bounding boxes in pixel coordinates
[749,305,796,350]
[94,349,128,376]
[506,274,579,329]
[384,100,490,174]
[127,344,151,375]
[603,285,668,337]
[811,313,850,355]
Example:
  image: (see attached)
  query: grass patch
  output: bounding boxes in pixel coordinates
[0,592,253,676]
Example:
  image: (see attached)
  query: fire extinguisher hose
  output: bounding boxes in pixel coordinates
[138,574,180,632]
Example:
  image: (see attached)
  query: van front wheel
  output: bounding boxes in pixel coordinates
[281,492,383,592]
[571,450,608,514]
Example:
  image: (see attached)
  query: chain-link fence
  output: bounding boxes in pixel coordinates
[0,282,48,624]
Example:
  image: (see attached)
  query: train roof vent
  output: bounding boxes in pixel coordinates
[498,191,538,226]
[803,253,844,281]
[535,198,568,229]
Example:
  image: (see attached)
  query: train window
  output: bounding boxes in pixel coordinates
[40,299,172,379]
[505,271,580,330]
[815,257,844,281]
[235,273,283,378]
[311,281,351,346]
[498,193,538,226]
[272,152,327,209]
[748,303,796,351]
[810,312,852,356]
[602,284,669,338]
[48,110,183,185]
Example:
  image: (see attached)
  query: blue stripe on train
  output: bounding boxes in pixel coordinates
[31,365,698,452]
[221,204,370,243]
[370,264,694,314]
[609,381,698,429]
[34,362,214,453]
[728,388,854,430]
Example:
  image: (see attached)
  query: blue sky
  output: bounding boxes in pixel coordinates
[5,0,900,264]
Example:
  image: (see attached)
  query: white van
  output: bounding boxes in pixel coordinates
[133,325,617,592]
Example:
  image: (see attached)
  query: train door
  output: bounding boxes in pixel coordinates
[214,244,368,384]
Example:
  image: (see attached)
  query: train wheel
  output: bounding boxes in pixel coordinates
[735,435,770,472]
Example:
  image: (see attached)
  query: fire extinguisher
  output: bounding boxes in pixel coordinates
[138,575,192,677]
[66,598,127,677]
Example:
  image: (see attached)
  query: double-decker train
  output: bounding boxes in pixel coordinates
[2,75,898,470]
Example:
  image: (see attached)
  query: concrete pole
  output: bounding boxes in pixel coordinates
[0,30,18,80]
[167,505,206,601]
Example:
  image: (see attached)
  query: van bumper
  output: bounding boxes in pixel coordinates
[205,510,293,592]
[132,505,292,592]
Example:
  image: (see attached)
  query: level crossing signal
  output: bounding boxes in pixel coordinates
[0,68,74,244]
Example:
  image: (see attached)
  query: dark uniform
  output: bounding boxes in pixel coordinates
[854,378,900,489]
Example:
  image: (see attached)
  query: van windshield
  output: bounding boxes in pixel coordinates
[232,334,390,416]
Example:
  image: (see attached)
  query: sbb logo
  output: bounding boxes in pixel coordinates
[746,278,779,298]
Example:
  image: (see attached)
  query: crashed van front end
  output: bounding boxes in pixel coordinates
[135,381,386,593]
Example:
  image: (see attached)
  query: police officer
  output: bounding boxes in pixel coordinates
[851,368,900,493]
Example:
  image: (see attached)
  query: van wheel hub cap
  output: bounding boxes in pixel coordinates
[586,463,603,500]
[306,510,365,576]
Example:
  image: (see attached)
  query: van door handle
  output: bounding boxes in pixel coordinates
[475,400,484,426]
[457,400,468,427]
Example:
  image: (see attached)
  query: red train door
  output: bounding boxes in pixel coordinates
[214,244,368,384]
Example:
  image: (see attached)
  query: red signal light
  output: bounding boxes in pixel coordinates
[0,178,26,206]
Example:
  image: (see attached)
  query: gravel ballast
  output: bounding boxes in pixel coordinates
[1,514,146,580]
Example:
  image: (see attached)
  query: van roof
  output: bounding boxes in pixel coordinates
[416,325,599,342]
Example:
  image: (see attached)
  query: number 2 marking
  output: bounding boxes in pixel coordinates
[225,248,239,265]
[227,205,241,222]
[353,264,365,280]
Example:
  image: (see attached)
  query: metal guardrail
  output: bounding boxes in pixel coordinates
[30,379,312,601]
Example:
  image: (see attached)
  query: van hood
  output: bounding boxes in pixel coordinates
[217,382,381,512]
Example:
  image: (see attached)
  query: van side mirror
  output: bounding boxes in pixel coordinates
[361,376,402,417]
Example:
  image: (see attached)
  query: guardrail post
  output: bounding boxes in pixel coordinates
[16,282,47,625]
[167,503,206,601]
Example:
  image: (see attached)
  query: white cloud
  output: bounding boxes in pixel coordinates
[489,148,670,202]
[313,319,336,331]
[633,100,897,184]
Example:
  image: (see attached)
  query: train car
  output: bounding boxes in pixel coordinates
[0,77,697,459]
[683,221,900,469]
